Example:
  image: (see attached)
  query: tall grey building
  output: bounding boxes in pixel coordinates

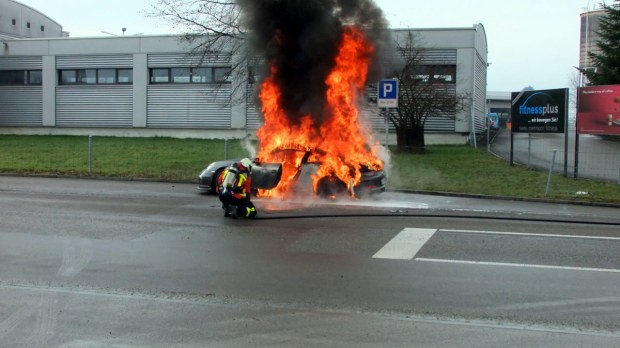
[579,1,620,84]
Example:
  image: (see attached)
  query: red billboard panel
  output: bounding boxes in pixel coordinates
[577,84,620,135]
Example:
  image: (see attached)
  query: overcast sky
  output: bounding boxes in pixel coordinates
[17,0,599,92]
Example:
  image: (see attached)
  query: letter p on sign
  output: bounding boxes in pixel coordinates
[378,79,398,108]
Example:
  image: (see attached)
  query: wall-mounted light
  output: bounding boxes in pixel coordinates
[2,42,7,49]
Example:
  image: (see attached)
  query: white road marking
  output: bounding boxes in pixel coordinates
[415,258,620,274]
[439,229,620,241]
[374,228,620,273]
[372,228,436,260]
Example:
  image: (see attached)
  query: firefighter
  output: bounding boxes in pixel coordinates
[218,158,257,219]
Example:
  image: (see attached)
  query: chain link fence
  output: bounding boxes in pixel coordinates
[491,127,620,184]
[0,135,254,182]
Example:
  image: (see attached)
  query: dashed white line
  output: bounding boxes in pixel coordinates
[372,228,436,260]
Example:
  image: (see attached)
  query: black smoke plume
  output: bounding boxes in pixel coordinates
[238,0,389,125]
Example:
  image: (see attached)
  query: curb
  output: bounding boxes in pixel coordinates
[2,172,620,209]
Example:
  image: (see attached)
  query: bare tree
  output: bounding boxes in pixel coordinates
[146,0,253,99]
[386,32,469,153]
[146,0,243,50]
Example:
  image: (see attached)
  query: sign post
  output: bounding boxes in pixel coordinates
[378,79,399,147]
[378,79,399,108]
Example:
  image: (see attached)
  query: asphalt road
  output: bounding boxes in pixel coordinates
[1,177,620,347]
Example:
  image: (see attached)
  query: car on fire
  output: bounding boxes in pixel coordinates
[197,147,386,198]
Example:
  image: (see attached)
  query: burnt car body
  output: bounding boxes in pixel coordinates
[197,160,283,194]
[197,149,386,198]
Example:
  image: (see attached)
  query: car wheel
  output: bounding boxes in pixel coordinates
[316,176,348,198]
[211,168,224,195]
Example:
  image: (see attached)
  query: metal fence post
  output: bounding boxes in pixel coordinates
[527,134,532,167]
[88,135,93,175]
[545,149,557,196]
[486,118,491,153]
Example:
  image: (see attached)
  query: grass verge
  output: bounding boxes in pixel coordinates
[1,135,620,205]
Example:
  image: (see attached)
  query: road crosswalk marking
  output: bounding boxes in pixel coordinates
[372,228,436,260]
[372,227,620,273]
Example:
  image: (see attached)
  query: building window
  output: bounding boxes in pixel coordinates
[192,67,211,83]
[41,25,45,32]
[61,70,77,84]
[27,22,31,29]
[97,69,116,84]
[414,65,457,84]
[149,67,231,84]
[59,68,133,85]
[214,67,232,82]
[117,69,133,84]
[79,69,97,84]
[171,67,191,83]
[12,19,16,26]
[28,70,42,85]
[0,70,42,85]
[150,68,170,83]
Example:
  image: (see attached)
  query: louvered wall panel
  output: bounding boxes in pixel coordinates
[148,53,232,67]
[389,49,457,65]
[147,85,231,129]
[0,86,42,126]
[473,55,487,132]
[418,49,457,64]
[56,55,133,68]
[246,83,262,130]
[56,86,133,127]
[0,56,42,69]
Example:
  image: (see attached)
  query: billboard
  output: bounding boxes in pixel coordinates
[576,84,620,135]
[510,88,568,133]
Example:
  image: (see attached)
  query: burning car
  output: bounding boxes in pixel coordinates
[200,25,388,199]
[197,147,386,198]
[197,159,282,195]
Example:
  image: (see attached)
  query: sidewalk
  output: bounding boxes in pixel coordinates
[490,128,620,183]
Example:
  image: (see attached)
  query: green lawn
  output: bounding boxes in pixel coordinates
[390,146,620,204]
[2,135,620,205]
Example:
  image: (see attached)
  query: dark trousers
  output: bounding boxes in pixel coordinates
[219,192,257,218]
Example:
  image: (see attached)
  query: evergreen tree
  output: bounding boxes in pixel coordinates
[581,3,620,85]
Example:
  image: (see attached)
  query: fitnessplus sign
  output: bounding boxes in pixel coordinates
[510,88,568,133]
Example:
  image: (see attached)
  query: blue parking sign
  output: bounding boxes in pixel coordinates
[378,79,398,108]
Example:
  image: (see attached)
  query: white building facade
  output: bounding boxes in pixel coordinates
[0,25,488,144]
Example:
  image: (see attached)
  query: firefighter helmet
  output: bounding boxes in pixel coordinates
[239,158,252,174]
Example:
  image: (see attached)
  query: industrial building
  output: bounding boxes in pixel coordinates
[0,0,66,39]
[1,0,488,144]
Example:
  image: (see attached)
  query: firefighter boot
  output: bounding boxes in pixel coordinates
[229,205,238,219]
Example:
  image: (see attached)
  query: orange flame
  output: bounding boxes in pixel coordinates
[256,26,383,198]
